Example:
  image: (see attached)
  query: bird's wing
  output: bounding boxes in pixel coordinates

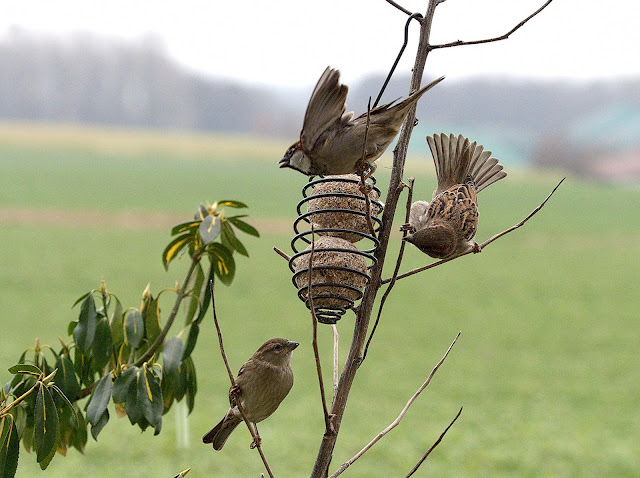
[301,67,349,152]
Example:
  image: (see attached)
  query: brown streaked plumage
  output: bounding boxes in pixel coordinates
[202,338,298,450]
[279,67,445,176]
[403,133,507,259]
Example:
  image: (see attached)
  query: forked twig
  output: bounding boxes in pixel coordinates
[307,226,332,431]
[381,177,565,284]
[431,0,554,49]
[362,178,415,361]
[209,280,275,478]
[405,406,463,477]
[329,332,461,477]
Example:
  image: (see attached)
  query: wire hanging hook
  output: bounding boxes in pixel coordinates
[373,12,423,108]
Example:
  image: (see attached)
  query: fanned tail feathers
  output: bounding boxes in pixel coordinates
[427,133,506,195]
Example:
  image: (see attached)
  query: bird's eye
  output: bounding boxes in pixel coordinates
[274,344,282,351]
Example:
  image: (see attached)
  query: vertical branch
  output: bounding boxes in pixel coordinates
[310,2,441,476]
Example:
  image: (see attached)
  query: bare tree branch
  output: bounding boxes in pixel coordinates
[362,177,414,361]
[381,177,565,284]
[209,280,275,478]
[310,2,441,475]
[307,226,332,431]
[404,406,463,477]
[431,0,554,49]
[329,332,461,478]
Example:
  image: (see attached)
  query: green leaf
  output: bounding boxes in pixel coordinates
[0,415,19,478]
[139,365,163,430]
[70,406,87,454]
[125,371,142,426]
[162,337,184,384]
[208,243,235,286]
[112,367,138,403]
[184,357,197,414]
[50,385,77,426]
[8,363,42,376]
[194,203,208,221]
[90,409,109,441]
[92,317,113,372]
[184,263,204,327]
[172,359,189,403]
[86,374,112,431]
[34,384,58,464]
[221,221,249,257]
[124,310,144,349]
[217,200,248,208]
[182,323,199,361]
[162,233,192,271]
[143,296,162,348]
[194,264,215,325]
[53,355,80,402]
[71,291,91,308]
[227,216,260,237]
[170,221,201,236]
[109,297,125,348]
[73,294,98,352]
[198,215,221,245]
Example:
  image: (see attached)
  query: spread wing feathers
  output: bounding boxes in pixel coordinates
[467,142,507,193]
[428,133,507,196]
[427,133,473,197]
[301,67,349,151]
[355,76,445,125]
[427,184,478,242]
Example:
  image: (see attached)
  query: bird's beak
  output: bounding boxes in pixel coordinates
[279,157,291,168]
[287,341,299,350]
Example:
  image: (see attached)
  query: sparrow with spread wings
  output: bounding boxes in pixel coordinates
[279,67,444,177]
[403,133,506,259]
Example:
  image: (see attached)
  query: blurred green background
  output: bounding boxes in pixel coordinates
[1,123,639,477]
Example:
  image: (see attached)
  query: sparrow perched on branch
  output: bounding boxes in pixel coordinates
[279,66,445,177]
[202,338,299,450]
[403,133,506,259]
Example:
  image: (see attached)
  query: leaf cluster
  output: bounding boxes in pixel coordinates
[1,199,258,477]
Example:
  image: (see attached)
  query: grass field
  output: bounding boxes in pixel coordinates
[1,122,639,477]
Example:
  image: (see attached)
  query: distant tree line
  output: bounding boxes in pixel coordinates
[1,27,639,146]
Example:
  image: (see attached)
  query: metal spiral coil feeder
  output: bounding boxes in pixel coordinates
[288,174,384,324]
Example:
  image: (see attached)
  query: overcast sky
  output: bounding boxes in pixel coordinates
[2,0,639,88]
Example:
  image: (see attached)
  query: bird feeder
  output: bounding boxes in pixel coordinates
[289,175,383,324]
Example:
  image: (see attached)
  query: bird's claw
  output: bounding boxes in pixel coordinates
[249,433,261,449]
[229,384,241,400]
[400,223,415,233]
[472,242,481,253]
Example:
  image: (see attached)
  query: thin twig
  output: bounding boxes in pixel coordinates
[431,0,554,49]
[405,406,463,478]
[209,280,275,478]
[332,325,339,401]
[307,226,331,431]
[329,332,461,478]
[362,178,415,362]
[381,177,565,284]
[273,246,291,262]
[359,97,376,237]
[384,0,413,16]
